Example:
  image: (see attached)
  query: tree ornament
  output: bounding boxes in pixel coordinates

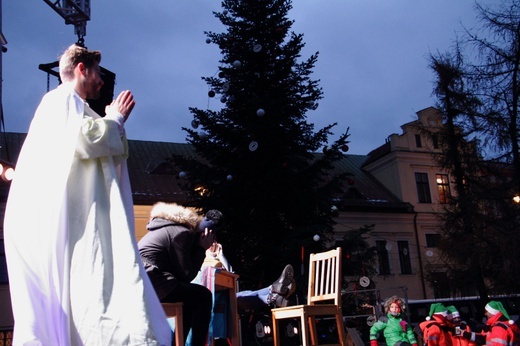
[256,108,265,117]
[208,90,216,98]
[179,171,187,179]
[341,144,349,152]
[206,38,211,44]
[222,83,230,92]
[253,44,262,52]
[226,174,233,181]
[222,10,228,15]
[248,141,258,151]
[218,71,225,78]
[191,120,199,129]
[220,96,227,103]
[199,132,207,139]
[313,234,320,242]
[322,146,328,153]
[233,60,242,68]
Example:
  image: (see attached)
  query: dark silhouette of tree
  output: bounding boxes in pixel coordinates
[424,0,520,297]
[427,49,490,298]
[464,1,520,195]
[173,0,350,289]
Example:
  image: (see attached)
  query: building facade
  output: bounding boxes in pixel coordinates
[0,106,454,330]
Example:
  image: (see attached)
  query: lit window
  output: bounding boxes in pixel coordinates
[436,174,450,204]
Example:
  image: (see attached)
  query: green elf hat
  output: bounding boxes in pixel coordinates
[446,305,460,320]
[485,301,513,324]
[426,303,448,320]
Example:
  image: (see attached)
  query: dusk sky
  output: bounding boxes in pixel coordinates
[2,1,497,155]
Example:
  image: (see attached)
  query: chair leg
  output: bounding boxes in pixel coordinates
[174,313,184,346]
[272,317,281,346]
[308,316,319,346]
[162,303,184,346]
[335,313,347,346]
[299,316,310,346]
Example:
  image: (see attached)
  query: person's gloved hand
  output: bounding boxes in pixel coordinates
[370,340,378,346]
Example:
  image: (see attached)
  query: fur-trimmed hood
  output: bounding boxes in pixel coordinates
[384,295,406,314]
[147,202,202,231]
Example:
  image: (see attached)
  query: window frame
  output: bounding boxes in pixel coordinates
[376,240,391,275]
[398,240,412,275]
[415,172,432,203]
[436,173,451,204]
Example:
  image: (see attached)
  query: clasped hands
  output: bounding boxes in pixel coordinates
[105,90,135,121]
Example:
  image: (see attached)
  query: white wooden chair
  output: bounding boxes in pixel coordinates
[271,247,346,346]
[161,302,184,346]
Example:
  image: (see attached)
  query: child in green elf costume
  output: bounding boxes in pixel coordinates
[369,295,418,346]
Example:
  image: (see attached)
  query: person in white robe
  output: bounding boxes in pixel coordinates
[4,44,171,345]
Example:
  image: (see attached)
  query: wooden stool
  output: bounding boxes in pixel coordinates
[161,302,184,346]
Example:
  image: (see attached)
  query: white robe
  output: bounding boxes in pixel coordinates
[4,83,171,345]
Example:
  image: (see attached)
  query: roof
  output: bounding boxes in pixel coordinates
[330,153,412,213]
[127,139,194,205]
[0,132,411,212]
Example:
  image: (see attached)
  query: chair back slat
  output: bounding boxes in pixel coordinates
[307,247,342,306]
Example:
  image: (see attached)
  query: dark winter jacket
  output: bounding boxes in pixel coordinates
[138,202,205,300]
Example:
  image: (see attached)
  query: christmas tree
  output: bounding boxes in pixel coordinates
[174,0,350,288]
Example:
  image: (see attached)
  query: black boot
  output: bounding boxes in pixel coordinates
[270,264,294,295]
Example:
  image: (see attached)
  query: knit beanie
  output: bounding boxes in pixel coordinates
[198,209,224,232]
[426,303,448,320]
[485,301,513,324]
[446,305,460,320]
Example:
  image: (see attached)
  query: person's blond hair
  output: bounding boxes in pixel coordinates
[59,44,101,82]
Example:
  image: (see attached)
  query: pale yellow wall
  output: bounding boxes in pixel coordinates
[134,205,153,242]
[334,211,432,299]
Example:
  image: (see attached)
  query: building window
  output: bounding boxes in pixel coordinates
[436,174,451,204]
[432,134,439,149]
[398,241,412,274]
[415,134,422,148]
[426,233,441,248]
[0,240,8,283]
[415,172,432,203]
[376,240,391,275]
[430,271,451,298]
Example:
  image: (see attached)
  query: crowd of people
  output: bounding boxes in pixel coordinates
[370,296,519,346]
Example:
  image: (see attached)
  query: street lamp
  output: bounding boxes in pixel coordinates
[0,159,14,182]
